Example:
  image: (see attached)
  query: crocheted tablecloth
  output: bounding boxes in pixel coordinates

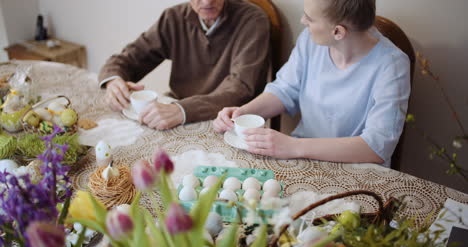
[2,61,467,226]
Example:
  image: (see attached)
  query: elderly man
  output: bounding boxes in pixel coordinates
[99,0,271,130]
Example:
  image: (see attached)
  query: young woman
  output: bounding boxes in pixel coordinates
[213,0,410,167]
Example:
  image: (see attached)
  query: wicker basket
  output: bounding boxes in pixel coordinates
[21,95,78,134]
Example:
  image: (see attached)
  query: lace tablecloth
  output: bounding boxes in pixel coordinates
[2,61,467,225]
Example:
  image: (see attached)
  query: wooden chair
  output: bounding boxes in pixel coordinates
[248,0,283,131]
[374,16,415,170]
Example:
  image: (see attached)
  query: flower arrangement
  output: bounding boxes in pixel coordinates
[0,126,71,246]
[0,126,462,247]
[65,148,457,247]
[406,53,468,182]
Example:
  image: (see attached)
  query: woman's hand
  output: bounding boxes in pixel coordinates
[244,128,300,159]
[213,107,244,133]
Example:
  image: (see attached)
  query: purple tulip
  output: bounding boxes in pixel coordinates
[152,149,174,174]
[131,160,157,190]
[26,221,65,247]
[165,203,193,235]
[106,204,134,241]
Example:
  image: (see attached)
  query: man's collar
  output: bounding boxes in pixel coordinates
[199,16,221,36]
[185,0,230,33]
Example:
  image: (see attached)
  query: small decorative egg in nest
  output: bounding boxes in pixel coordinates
[88,162,136,209]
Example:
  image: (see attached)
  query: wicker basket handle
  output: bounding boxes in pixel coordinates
[269,190,387,246]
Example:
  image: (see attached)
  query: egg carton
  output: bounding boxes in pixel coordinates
[177,166,285,223]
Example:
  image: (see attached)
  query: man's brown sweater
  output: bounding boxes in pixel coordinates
[99,0,271,123]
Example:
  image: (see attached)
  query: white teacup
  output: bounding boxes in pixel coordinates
[130,90,158,114]
[233,114,265,140]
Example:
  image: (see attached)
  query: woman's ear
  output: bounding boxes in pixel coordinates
[333,25,347,41]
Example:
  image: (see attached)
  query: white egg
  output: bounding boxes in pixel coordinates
[0,159,19,173]
[243,189,261,202]
[297,226,327,243]
[52,114,63,126]
[204,230,214,244]
[223,177,241,191]
[179,187,198,201]
[205,212,223,237]
[261,190,279,199]
[242,177,261,191]
[95,140,112,163]
[203,175,219,188]
[182,174,200,188]
[47,101,66,113]
[35,108,52,121]
[219,189,238,202]
[200,187,217,197]
[263,179,281,194]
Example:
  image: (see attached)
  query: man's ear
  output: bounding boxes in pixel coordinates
[333,25,347,41]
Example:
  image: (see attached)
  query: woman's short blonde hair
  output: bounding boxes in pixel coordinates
[323,0,376,32]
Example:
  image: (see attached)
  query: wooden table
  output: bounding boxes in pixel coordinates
[1,61,467,227]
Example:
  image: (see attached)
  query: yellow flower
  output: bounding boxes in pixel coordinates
[69,191,104,221]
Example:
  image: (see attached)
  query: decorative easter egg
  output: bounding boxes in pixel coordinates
[0,159,18,173]
[223,177,241,191]
[39,121,54,134]
[95,140,112,163]
[205,212,223,237]
[203,175,219,188]
[0,104,31,132]
[22,110,41,127]
[47,101,66,113]
[242,177,261,191]
[60,108,78,127]
[101,164,120,181]
[179,186,198,201]
[35,108,52,121]
[243,189,261,202]
[182,174,200,188]
[219,189,238,202]
[263,179,281,194]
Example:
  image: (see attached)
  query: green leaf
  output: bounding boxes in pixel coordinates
[57,196,71,225]
[216,223,239,247]
[159,171,175,208]
[130,202,150,247]
[73,226,87,247]
[150,195,176,247]
[89,193,107,226]
[143,209,168,247]
[250,224,268,247]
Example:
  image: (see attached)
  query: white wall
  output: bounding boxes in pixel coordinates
[1,0,38,44]
[0,1,9,62]
[13,0,468,192]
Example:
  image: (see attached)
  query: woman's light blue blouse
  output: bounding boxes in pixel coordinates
[264,28,411,167]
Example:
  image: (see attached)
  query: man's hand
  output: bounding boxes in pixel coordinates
[139,102,184,130]
[105,78,144,111]
[213,107,245,133]
[244,128,300,159]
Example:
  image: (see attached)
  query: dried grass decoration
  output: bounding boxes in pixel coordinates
[88,162,136,209]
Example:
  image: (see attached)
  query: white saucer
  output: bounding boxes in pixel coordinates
[224,130,248,150]
[122,108,139,121]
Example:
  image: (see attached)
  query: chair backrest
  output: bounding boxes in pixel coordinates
[248,0,282,74]
[248,0,283,131]
[375,16,416,82]
[374,16,415,170]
